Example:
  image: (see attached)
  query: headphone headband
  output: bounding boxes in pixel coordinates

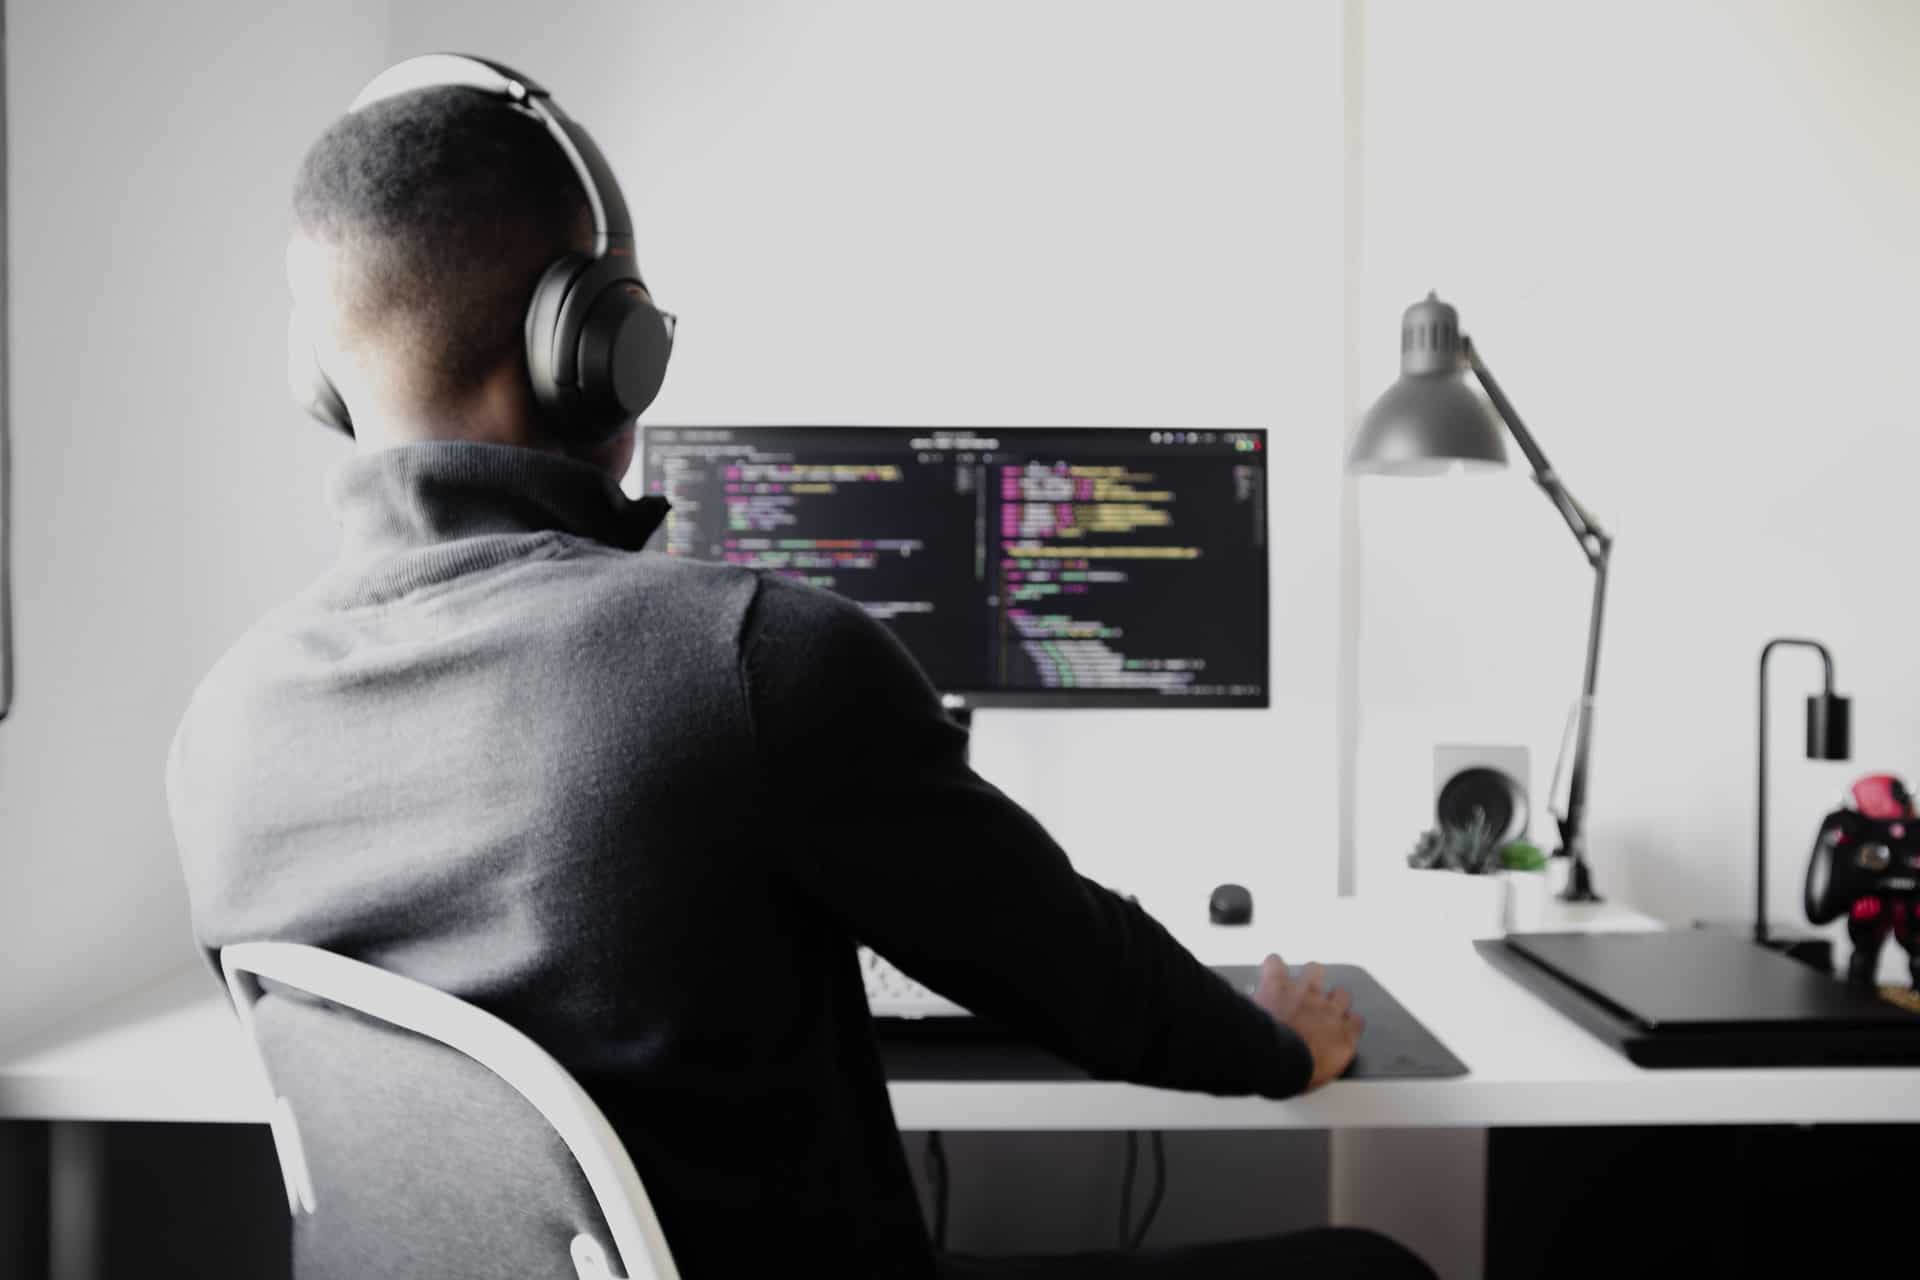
[349,54,633,255]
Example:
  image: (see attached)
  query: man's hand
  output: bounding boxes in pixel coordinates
[1252,954,1364,1091]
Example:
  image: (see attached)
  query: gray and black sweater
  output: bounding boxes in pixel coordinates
[168,441,1311,1278]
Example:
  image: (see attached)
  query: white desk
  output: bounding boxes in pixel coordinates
[6,895,1919,1129]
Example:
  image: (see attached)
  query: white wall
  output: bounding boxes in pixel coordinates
[0,0,388,1045]
[6,0,1910,1032]
[389,0,1351,918]
[1352,0,1920,958]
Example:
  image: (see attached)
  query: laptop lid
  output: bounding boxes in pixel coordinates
[1504,931,1920,1034]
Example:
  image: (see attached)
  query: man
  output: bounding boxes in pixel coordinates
[169,79,1432,1278]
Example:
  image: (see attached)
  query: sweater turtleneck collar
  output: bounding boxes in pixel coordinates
[319,441,669,604]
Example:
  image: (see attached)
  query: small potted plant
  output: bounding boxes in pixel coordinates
[1404,814,1550,933]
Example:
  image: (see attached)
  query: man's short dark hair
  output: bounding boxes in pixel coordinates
[292,86,591,405]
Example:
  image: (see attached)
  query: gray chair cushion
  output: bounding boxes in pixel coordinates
[252,985,619,1280]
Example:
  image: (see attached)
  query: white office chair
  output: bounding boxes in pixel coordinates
[221,942,682,1280]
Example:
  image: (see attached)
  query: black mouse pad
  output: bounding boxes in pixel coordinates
[877,963,1467,1082]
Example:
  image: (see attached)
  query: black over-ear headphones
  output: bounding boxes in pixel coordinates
[290,53,677,444]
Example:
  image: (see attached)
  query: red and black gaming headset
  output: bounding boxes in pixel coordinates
[289,54,676,445]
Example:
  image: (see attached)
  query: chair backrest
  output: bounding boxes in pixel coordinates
[221,942,681,1280]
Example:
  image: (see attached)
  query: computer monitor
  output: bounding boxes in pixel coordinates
[639,426,1269,709]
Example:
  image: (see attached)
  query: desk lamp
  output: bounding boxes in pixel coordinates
[1756,638,1850,944]
[1349,293,1610,902]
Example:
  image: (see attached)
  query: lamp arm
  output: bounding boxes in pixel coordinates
[1555,548,1609,895]
[1463,336,1611,900]
[1464,338,1611,570]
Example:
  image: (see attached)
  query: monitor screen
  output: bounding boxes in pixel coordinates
[640,426,1269,709]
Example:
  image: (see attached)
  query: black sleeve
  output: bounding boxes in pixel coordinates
[741,575,1312,1099]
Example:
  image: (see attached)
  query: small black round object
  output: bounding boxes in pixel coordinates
[1209,882,1253,926]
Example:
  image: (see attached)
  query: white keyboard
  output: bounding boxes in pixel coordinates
[860,947,970,1019]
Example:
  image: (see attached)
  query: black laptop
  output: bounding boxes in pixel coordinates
[1479,930,1920,1067]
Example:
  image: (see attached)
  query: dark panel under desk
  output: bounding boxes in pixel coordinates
[878,964,1466,1082]
[0,1123,50,1280]
[1489,1125,1920,1279]
[101,1121,292,1279]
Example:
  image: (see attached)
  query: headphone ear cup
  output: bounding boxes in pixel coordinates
[287,312,353,436]
[527,253,673,447]
[577,284,674,423]
[524,252,591,427]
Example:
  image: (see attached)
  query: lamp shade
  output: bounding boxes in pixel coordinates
[1348,293,1508,476]
[1806,691,1851,761]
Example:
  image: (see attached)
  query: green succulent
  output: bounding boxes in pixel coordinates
[1407,811,1504,875]
[1500,841,1547,872]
